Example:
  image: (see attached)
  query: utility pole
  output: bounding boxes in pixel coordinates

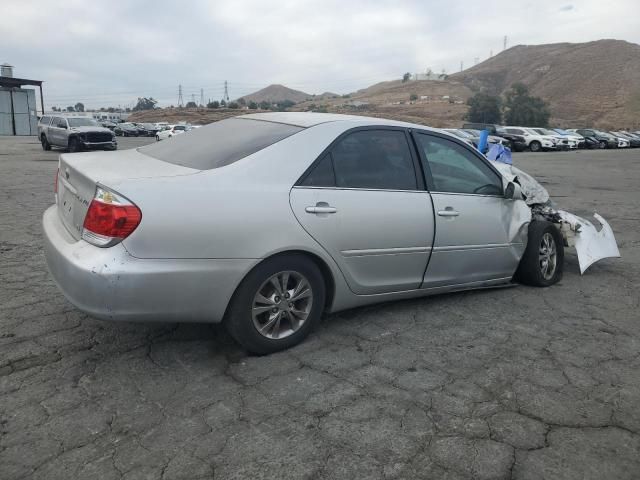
[223,81,230,103]
[503,35,508,51]
[460,61,463,72]
[191,93,196,105]
[200,88,204,107]
[490,49,493,58]
[177,84,183,107]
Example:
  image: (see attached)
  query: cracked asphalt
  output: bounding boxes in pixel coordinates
[1,135,639,480]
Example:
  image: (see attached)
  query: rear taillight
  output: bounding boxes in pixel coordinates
[82,187,142,247]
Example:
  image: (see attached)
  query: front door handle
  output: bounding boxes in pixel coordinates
[437,209,460,217]
[305,205,337,214]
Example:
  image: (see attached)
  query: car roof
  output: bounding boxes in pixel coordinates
[237,112,440,132]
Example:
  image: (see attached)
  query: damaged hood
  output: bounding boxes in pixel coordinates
[489,160,620,274]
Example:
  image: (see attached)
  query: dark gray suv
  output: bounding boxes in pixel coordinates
[38,115,117,152]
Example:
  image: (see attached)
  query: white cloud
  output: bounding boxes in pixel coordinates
[2,0,639,109]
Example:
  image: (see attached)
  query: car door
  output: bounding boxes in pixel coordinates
[50,117,67,146]
[290,128,435,295]
[413,131,527,288]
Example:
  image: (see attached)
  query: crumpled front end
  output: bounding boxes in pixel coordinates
[490,160,621,274]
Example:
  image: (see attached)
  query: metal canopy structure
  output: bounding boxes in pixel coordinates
[0,76,44,115]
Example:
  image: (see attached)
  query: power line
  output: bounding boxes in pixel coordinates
[223,81,230,102]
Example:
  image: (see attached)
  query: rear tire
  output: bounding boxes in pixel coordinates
[224,254,325,355]
[529,141,541,152]
[41,135,51,151]
[515,221,564,287]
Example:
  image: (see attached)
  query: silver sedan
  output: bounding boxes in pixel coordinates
[43,112,617,354]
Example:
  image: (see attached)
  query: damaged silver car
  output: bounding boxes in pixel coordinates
[42,113,620,354]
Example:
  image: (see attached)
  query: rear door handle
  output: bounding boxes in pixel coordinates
[437,209,459,217]
[305,206,337,214]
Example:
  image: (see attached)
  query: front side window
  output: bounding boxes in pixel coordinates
[329,130,417,190]
[416,133,502,196]
[506,128,525,135]
[39,116,50,125]
[54,117,67,128]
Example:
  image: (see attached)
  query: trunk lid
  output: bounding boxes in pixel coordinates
[56,148,198,240]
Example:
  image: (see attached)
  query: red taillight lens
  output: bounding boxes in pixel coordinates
[83,199,142,239]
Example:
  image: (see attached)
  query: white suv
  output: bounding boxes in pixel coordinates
[504,127,557,152]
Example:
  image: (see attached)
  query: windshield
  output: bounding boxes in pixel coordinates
[554,129,570,135]
[67,118,98,127]
[140,117,304,170]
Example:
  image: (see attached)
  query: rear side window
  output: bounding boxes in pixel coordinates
[300,154,335,187]
[329,130,417,190]
[39,116,50,125]
[139,118,303,170]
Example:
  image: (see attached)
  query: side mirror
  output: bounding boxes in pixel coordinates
[504,181,523,200]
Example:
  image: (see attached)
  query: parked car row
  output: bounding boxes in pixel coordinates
[459,123,640,152]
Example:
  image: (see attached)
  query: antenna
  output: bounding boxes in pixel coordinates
[200,88,204,107]
[177,84,183,107]
[223,81,230,103]
[460,61,463,72]
[503,35,508,51]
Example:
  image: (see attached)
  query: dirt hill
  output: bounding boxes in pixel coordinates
[239,84,312,104]
[450,39,640,129]
[292,78,473,128]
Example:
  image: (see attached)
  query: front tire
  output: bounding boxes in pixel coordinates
[68,137,81,153]
[529,141,541,152]
[224,254,326,354]
[41,135,51,151]
[515,221,564,287]
[599,141,607,149]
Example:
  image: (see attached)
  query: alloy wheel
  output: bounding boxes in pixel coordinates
[539,232,557,280]
[252,271,313,340]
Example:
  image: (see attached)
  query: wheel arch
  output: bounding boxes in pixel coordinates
[223,249,337,321]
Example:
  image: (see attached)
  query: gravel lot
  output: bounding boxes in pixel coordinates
[1,136,639,480]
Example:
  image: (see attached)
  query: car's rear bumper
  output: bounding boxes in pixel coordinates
[42,205,257,323]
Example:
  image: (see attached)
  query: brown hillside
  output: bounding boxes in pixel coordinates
[451,39,640,129]
[293,79,473,128]
[239,84,312,104]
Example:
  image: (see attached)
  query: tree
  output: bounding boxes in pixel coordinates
[274,99,295,111]
[227,101,239,109]
[66,106,75,112]
[466,92,502,123]
[409,93,418,102]
[402,72,411,83]
[238,97,246,106]
[259,101,270,110]
[74,102,85,112]
[503,83,550,127]
[185,101,198,108]
[51,106,59,112]
[248,101,258,110]
[220,100,226,107]
[207,100,220,109]
[132,97,157,111]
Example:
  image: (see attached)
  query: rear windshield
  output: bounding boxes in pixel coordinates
[139,117,304,170]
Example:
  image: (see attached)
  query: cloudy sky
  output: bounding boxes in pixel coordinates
[2,0,639,110]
